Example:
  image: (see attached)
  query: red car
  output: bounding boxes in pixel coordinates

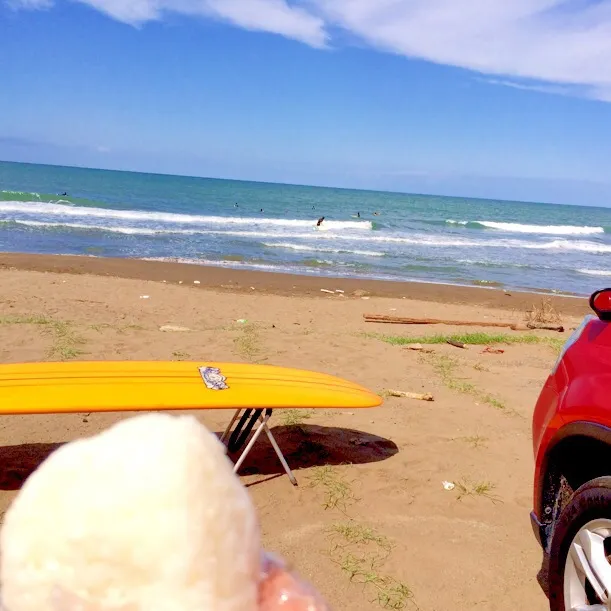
[532,288,611,610]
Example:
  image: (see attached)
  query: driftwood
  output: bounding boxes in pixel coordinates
[364,314,565,332]
[447,340,466,349]
[526,322,565,332]
[510,323,564,332]
[364,314,515,327]
[404,343,435,353]
[387,389,434,401]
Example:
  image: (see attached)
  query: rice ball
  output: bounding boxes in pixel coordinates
[0,414,260,611]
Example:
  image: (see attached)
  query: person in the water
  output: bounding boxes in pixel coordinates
[60,192,68,196]
[357,212,360,218]
[316,216,325,227]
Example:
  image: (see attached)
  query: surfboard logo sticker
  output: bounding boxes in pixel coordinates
[198,366,229,391]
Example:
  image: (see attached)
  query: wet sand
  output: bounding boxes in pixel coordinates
[0,252,590,315]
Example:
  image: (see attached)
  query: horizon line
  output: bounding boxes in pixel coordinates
[0,157,596,210]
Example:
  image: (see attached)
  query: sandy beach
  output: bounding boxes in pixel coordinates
[0,253,592,610]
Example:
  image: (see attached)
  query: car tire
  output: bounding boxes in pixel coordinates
[547,476,611,610]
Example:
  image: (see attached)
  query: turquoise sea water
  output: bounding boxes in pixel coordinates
[1,160,611,295]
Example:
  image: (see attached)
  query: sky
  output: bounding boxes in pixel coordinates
[2,0,611,206]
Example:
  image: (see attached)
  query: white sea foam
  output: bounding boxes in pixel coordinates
[478,221,604,235]
[0,201,372,231]
[262,242,383,257]
[13,220,166,235]
[10,219,611,253]
[577,269,611,276]
[533,240,611,253]
[446,218,605,235]
[141,257,310,274]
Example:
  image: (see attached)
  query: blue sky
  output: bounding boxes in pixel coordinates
[2,0,611,206]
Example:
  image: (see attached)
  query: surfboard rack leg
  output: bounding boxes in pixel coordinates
[225,408,298,486]
[263,423,298,486]
[220,409,242,445]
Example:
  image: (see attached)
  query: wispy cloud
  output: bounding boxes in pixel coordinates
[9,0,611,101]
[477,78,575,98]
[309,0,611,101]
[9,0,327,47]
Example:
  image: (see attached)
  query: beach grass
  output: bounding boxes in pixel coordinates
[428,354,509,412]
[309,465,357,512]
[281,408,314,427]
[378,331,535,346]
[455,479,501,503]
[330,523,393,553]
[337,553,413,609]
[460,435,488,449]
[0,315,86,360]
[232,322,264,363]
[372,331,565,353]
[45,321,86,361]
[329,522,413,609]
[0,314,54,326]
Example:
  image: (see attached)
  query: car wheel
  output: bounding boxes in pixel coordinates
[548,477,611,610]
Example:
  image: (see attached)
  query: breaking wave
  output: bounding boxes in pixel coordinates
[446,219,606,235]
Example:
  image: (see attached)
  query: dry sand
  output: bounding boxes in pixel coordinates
[0,255,592,610]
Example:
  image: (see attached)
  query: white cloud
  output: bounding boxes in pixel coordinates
[8,0,327,46]
[478,78,575,97]
[309,0,611,100]
[198,0,327,47]
[9,0,611,100]
[72,0,161,23]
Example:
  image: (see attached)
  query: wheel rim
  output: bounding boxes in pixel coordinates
[565,519,611,610]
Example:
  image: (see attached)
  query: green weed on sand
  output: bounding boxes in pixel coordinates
[329,522,414,610]
[455,479,501,503]
[233,322,265,363]
[281,409,314,427]
[309,465,357,512]
[429,354,511,412]
[0,315,86,360]
[375,331,564,352]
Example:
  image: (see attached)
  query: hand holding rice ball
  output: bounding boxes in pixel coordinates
[0,414,329,611]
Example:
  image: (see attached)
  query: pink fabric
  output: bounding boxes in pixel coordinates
[259,553,330,611]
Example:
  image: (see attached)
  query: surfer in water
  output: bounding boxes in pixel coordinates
[357,212,360,218]
[60,192,68,197]
[316,216,325,227]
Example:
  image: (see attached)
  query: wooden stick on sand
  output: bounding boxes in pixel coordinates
[364,314,565,332]
[364,314,514,327]
[387,390,434,401]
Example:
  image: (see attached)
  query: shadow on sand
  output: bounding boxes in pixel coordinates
[226,424,398,482]
[0,425,398,491]
[0,443,64,490]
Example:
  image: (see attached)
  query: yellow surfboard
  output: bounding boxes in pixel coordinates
[0,361,382,415]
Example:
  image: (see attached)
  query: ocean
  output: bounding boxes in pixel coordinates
[1,160,610,296]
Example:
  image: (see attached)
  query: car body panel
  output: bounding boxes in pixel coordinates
[532,317,611,516]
